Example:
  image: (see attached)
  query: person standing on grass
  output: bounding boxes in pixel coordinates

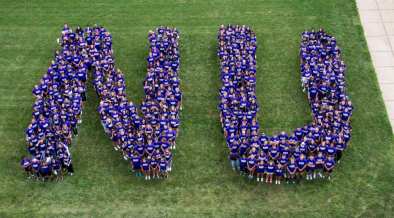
[306,154,316,180]
[52,158,62,181]
[315,151,325,179]
[324,156,335,180]
[131,153,142,177]
[265,160,275,184]
[20,156,32,178]
[239,154,247,176]
[247,155,256,180]
[275,163,284,185]
[150,157,159,179]
[287,157,297,184]
[164,149,172,172]
[39,161,51,181]
[256,160,265,182]
[229,144,239,171]
[326,143,336,160]
[159,158,168,178]
[296,154,307,181]
[335,139,345,163]
[141,157,150,180]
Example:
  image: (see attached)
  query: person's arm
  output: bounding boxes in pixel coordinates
[326,162,335,171]
[301,164,307,171]
[287,166,294,175]
[324,163,329,171]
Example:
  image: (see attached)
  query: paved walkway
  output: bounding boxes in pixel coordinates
[357,0,394,131]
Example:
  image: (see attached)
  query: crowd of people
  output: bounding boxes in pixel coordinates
[217,25,353,184]
[95,26,181,180]
[21,25,181,181]
[21,24,88,180]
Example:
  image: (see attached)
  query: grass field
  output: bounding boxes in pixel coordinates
[0,0,393,217]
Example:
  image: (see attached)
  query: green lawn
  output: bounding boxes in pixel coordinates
[0,0,393,217]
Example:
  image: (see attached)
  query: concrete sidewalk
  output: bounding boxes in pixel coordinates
[357,0,394,131]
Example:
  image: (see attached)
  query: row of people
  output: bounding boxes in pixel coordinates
[94,26,181,180]
[217,25,353,184]
[22,24,87,179]
[20,156,66,181]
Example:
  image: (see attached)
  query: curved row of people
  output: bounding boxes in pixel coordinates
[217,25,353,184]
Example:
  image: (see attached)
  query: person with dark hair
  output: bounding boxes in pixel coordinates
[20,156,32,178]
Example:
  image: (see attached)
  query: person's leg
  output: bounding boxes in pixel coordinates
[336,151,342,163]
[25,168,30,178]
[306,170,309,180]
[73,127,78,136]
[67,164,74,175]
[236,159,240,171]
[291,175,296,184]
[144,170,148,180]
[248,169,253,179]
[230,160,236,171]
[326,170,332,180]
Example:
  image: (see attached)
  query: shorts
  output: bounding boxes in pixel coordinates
[256,168,264,174]
[307,167,315,172]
